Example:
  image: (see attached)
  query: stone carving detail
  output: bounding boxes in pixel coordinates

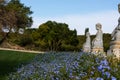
[111,20,120,41]
[92,23,103,53]
[83,31,91,52]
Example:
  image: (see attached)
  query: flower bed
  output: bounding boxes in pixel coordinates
[8,52,120,80]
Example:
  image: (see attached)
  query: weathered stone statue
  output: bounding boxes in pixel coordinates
[92,23,103,53]
[83,31,91,52]
[111,4,120,41]
[107,4,120,58]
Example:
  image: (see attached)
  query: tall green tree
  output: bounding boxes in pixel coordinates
[0,0,33,44]
[32,21,79,51]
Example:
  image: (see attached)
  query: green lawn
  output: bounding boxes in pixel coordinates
[0,50,37,80]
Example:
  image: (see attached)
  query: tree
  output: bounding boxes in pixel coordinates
[17,29,34,47]
[32,21,79,51]
[0,0,33,44]
[103,33,111,52]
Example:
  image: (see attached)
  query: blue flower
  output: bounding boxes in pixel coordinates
[111,76,117,80]
[89,78,94,80]
[97,65,103,71]
[101,59,108,66]
[105,72,111,79]
[96,77,104,80]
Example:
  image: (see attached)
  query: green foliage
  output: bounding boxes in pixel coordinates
[32,21,79,51]
[17,29,34,47]
[103,33,111,52]
[0,0,33,45]
[7,28,111,52]
[6,0,33,28]
[18,34,33,47]
[0,50,37,80]
[7,29,34,49]
[77,35,85,49]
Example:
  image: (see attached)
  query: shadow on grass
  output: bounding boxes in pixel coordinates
[0,50,37,80]
[0,61,27,75]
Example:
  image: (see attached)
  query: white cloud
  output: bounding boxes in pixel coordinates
[32,10,119,35]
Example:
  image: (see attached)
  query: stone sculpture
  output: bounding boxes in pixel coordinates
[83,31,91,52]
[92,23,103,53]
[111,4,120,41]
[107,4,120,58]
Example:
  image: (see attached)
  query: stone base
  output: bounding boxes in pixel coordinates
[110,41,120,49]
[107,49,120,58]
[92,47,104,53]
[110,41,120,45]
[107,41,120,58]
[83,47,91,53]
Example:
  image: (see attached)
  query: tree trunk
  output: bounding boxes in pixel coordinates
[0,32,9,45]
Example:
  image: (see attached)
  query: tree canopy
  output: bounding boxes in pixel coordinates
[0,0,33,44]
[32,21,79,51]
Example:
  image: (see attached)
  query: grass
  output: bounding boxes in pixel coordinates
[0,50,37,80]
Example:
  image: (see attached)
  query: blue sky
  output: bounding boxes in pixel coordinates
[21,0,120,35]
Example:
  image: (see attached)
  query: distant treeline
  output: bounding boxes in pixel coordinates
[6,21,111,52]
[7,21,79,51]
[78,33,111,52]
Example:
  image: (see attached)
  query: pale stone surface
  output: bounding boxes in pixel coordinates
[111,24,120,41]
[83,32,91,52]
[107,41,120,58]
[92,48,104,53]
[114,30,120,41]
[112,49,120,58]
[92,23,103,53]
